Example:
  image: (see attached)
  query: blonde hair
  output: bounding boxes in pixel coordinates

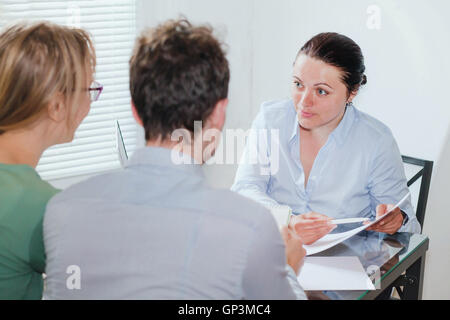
[0,21,96,134]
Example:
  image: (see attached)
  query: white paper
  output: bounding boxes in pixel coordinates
[304,224,368,255]
[298,256,376,291]
[304,193,410,256]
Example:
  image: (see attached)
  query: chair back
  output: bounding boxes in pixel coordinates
[402,155,433,230]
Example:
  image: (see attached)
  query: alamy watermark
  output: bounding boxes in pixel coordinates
[366,4,382,30]
[66,265,81,290]
[66,3,81,28]
[367,265,382,290]
[169,121,280,176]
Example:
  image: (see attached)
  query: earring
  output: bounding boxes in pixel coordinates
[346,101,354,107]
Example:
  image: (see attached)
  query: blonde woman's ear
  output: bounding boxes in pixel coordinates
[47,93,67,123]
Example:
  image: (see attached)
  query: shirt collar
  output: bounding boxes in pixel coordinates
[329,105,357,146]
[288,102,357,146]
[126,146,204,177]
[289,101,300,143]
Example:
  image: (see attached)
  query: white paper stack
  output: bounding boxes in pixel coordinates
[298,256,376,291]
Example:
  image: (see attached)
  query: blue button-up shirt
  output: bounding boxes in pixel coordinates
[231,99,420,234]
[43,146,306,299]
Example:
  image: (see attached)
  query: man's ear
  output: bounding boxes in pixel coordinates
[131,101,143,126]
[207,98,228,131]
[47,93,67,123]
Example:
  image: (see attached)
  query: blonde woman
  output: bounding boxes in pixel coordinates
[0,22,99,299]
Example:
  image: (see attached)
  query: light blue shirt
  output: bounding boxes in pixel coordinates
[43,146,306,299]
[231,99,420,234]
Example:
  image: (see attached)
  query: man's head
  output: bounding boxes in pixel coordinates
[129,18,230,153]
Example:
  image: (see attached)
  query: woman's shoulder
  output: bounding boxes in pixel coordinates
[353,107,395,141]
[260,98,294,113]
[255,98,295,128]
[0,164,59,206]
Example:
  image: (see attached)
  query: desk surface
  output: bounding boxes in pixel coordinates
[309,226,429,300]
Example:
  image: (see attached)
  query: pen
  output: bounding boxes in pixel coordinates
[286,209,292,226]
[331,217,370,225]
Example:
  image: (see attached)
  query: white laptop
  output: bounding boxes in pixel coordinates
[116,120,128,167]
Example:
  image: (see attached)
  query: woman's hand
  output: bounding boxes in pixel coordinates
[290,212,336,245]
[281,225,306,276]
[365,204,404,235]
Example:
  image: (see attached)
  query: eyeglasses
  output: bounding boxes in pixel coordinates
[88,80,103,102]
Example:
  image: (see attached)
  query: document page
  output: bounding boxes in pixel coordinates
[297,256,376,291]
[304,193,410,256]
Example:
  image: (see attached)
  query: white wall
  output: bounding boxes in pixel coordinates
[138,0,449,299]
[424,128,450,299]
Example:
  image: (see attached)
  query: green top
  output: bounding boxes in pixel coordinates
[0,163,59,300]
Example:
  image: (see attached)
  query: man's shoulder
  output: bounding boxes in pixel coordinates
[46,170,124,207]
[199,187,276,229]
[46,170,275,227]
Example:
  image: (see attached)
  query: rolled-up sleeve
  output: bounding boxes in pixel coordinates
[367,133,421,234]
[231,108,280,208]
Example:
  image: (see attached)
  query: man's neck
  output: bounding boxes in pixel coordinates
[146,138,203,164]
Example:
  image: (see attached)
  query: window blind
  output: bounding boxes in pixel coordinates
[0,0,138,180]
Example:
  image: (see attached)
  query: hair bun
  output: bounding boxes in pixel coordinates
[361,74,367,85]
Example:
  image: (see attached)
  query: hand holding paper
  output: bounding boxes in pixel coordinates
[303,193,410,256]
[281,225,306,275]
[291,212,337,245]
[365,204,405,235]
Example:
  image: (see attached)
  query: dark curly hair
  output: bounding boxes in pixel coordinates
[297,32,367,95]
[129,18,230,141]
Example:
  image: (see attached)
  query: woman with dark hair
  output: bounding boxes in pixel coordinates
[232,32,420,245]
